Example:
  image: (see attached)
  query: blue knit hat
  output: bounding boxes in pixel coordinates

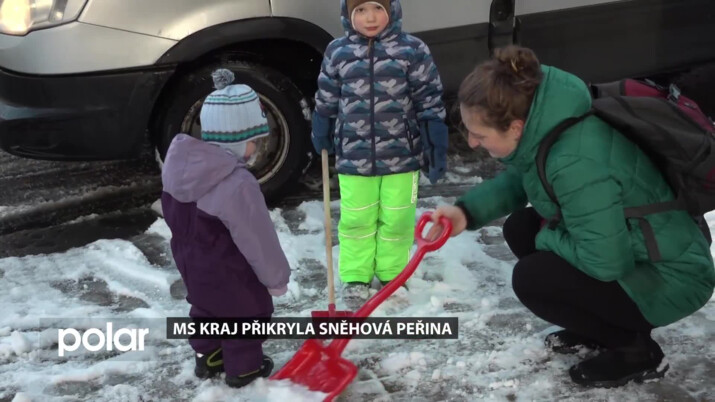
[200,69,269,146]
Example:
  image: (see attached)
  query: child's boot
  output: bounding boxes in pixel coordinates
[225,355,274,388]
[342,282,370,310]
[569,333,668,387]
[545,330,603,354]
[194,348,224,379]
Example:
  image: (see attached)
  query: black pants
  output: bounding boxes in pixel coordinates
[504,208,653,348]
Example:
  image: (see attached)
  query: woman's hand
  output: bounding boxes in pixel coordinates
[426,205,468,240]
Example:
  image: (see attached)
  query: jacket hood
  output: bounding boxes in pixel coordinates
[341,0,402,41]
[161,134,245,203]
[501,65,593,168]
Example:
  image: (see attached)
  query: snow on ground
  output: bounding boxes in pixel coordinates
[0,205,30,219]
[0,200,713,401]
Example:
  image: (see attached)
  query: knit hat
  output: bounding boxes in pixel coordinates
[200,69,269,156]
[347,0,390,26]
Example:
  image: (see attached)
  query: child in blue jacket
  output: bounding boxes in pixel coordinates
[311,0,448,307]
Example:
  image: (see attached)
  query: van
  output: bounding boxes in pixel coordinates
[0,0,712,200]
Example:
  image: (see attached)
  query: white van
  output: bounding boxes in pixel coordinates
[0,0,712,200]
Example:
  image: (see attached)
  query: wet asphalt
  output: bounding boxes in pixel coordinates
[0,133,502,259]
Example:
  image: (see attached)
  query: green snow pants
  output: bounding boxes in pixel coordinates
[337,171,419,283]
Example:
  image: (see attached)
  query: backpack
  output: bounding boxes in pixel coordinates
[536,79,715,262]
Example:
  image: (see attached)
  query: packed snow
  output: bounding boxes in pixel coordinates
[0,198,713,401]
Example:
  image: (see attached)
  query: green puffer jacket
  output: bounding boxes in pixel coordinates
[456,65,715,327]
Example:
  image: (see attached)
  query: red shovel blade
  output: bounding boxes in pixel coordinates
[271,339,358,401]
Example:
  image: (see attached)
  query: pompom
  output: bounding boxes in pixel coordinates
[211,69,235,90]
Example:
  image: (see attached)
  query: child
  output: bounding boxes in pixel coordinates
[311,0,448,307]
[161,69,291,388]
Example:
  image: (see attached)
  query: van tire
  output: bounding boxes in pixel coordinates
[674,62,715,119]
[153,60,312,202]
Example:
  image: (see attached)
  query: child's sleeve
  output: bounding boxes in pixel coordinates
[407,39,446,123]
[315,44,341,118]
[312,43,342,153]
[408,38,449,184]
[217,178,291,296]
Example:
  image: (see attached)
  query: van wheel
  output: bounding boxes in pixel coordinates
[674,63,715,119]
[154,60,312,202]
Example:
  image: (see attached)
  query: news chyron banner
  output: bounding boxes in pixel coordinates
[167,317,459,340]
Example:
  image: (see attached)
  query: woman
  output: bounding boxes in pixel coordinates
[429,45,714,387]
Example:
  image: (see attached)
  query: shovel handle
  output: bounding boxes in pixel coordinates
[415,211,452,252]
[322,149,335,306]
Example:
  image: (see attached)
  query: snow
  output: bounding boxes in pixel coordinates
[0,201,713,401]
[419,171,483,187]
[10,331,32,355]
[0,204,29,219]
[381,352,426,373]
[11,393,31,402]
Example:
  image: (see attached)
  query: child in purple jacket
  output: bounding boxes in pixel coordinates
[161,69,291,388]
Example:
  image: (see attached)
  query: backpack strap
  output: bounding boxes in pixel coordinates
[623,197,687,262]
[537,108,683,263]
[623,199,685,217]
[536,111,593,229]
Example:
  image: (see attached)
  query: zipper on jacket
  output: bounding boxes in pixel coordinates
[404,117,414,152]
[369,38,377,175]
[337,120,345,157]
[426,123,436,166]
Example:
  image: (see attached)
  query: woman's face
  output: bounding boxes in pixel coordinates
[460,105,524,158]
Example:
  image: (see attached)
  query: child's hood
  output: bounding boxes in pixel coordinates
[161,134,244,203]
[341,0,403,40]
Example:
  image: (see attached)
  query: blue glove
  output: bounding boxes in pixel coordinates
[311,111,335,155]
[419,120,448,184]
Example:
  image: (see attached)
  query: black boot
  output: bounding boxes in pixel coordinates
[194,348,224,379]
[569,334,668,388]
[225,355,274,388]
[545,330,603,354]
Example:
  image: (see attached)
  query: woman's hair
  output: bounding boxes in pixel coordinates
[457,45,543,132]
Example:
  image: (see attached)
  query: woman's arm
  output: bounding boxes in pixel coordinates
[455,166,528,230]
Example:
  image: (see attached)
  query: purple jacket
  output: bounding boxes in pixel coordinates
[161,135,291,316]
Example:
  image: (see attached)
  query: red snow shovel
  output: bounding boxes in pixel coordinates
[311,149,353,319]
[271,211,452,401]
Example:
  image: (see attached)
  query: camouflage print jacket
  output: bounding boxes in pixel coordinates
[313,0,447,177]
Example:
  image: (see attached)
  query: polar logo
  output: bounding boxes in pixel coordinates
[58,323,149,357]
